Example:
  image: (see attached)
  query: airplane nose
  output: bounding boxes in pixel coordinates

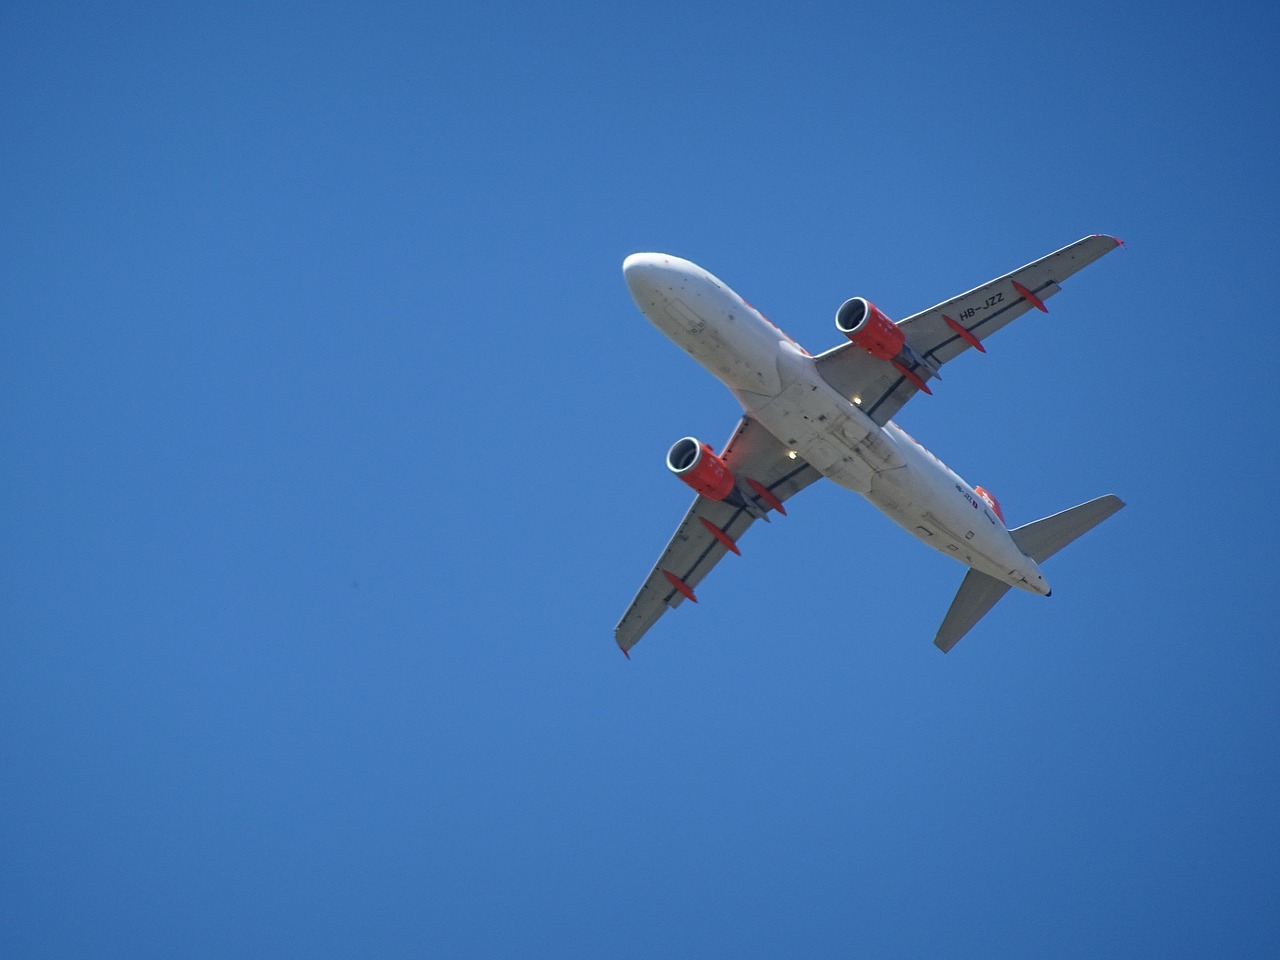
[622,252,663,292]
[623,253,707,309]
[623,253,677,306]
[622,252,655,275]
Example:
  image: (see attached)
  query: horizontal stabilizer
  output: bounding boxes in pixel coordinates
[1010,495,1125,564]
[934,569,1011,652]
[935,494,1125,652]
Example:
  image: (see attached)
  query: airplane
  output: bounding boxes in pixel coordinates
[614,235,1125,657]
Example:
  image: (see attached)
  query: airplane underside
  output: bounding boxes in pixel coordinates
[613,238,1126,654]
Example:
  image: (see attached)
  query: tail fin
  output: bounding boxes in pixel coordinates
[934,494,1125,652]
[1009,494,1126,563]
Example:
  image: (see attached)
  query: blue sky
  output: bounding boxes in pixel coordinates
[4,1,1279,956]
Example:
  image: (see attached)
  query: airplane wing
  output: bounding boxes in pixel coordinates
[813,235,1122,425]
[614,416,821,656]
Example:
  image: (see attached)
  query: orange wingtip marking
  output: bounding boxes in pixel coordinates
[1011,280,1048,312]
[892,361,932,395]
[943,314,986,352]
[662,570,697,602]
[745,478,786,515]
[699,517,741,555]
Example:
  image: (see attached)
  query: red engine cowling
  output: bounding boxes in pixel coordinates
[835,297,905,360]
[667,437,736,501]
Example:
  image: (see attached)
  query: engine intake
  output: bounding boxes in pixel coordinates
[667,437,736,501]
[835,297,905,360]
[835,296,939,395]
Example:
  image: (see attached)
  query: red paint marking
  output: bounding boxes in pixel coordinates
[892,361,932,395]
[840,299,905,360]
[745,478,786,515]
[671,440,736,501]
[662,569,697,603]
[943,314,986,352]
[620,646,631,660]
[975,485,1006,524]
[699,517,741,555]
[1011,280,1048,312]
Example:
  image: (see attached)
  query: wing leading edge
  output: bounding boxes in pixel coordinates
[614,417,820,655]
[813,235,1122,425]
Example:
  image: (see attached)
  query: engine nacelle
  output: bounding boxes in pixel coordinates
[835,297,905,360]
[667,437,736,501]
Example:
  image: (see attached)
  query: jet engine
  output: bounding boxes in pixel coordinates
[667,437,736,501]
[835,297,905,360]
[835,297,937,394]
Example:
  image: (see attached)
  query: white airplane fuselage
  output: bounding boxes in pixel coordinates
[624,252,1050,596]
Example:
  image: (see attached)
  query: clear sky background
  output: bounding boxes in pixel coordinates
[4,1,1279,957]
